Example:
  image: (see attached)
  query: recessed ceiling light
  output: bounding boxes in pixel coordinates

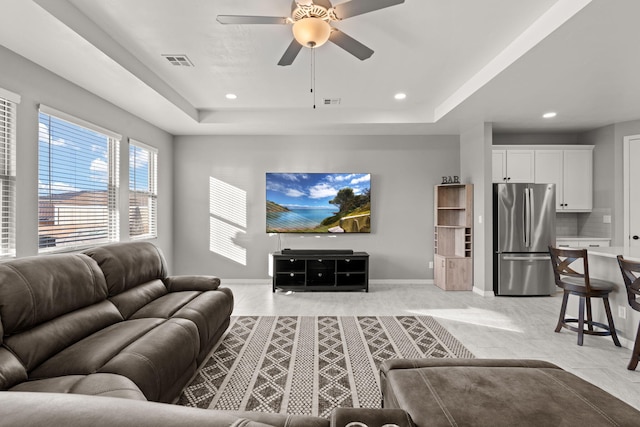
[225,93,237,100]
[394,93,407,100]
[542,112,557,118]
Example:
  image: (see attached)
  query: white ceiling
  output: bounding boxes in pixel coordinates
[2,0,639,136]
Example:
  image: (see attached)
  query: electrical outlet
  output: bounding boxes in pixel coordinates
[618,306,627,319]
[603,215,612,224]
[428,261,433,269]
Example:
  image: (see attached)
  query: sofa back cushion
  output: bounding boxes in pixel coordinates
[0,348,28,390]
[4,300,123,374]
[0,253,108,335]
[84,242,167,296]
[0,253,114,388]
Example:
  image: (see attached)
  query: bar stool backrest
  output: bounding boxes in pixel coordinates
[617,255,640,312]
[549,246,592,293]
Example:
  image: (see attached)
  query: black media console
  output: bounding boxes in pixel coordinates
[272,250,369,292]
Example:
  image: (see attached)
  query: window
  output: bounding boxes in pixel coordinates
[129,140,158,239]
[38,106,120,251]
[0,88,18,258]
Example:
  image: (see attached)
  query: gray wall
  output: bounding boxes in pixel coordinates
[493,133,579,146]
[460,123,493,294]
[613,120,640,245]
[172,135,460,281]
[0,46,174,266]
[578,119,640,245]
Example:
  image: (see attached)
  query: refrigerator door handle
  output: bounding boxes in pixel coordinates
[523,187,531,248]
[522,188,527,247]
[503,256,550,261]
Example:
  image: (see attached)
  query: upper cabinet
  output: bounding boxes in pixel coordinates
[492,145,593,212]
[492,149,534,183]
[535,148,593,212]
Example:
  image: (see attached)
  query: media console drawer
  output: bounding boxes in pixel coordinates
[272,251,369,292]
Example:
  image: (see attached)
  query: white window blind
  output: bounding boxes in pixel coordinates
[38,108,120,251]
[0,90,17,258]
[129,139,157,239]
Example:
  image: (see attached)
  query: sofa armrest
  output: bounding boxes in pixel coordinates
[0,392,289,427]
[164,275,221,292]
[380,358,560,376]
[330,408,414,427]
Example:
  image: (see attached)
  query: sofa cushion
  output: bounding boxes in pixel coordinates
[98,318,200,402]
[172,288,234,361]
[10,373,146,400]
[130,290,201,319]
[381,358,640,427]
[30,318,166,378]
[84,241,167,296]
[0,253,108,334]
[29,317,199,402]
[4,299,123,372]
[130,287,234,363]
[109,279,168,319]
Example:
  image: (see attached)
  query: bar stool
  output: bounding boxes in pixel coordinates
[548,246,621,347]
[617,255,640,370]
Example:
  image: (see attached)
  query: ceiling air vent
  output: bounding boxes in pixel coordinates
[323,98,341,105]
[162,54,194,67]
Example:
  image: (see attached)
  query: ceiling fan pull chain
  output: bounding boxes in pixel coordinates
[311,47,316,109]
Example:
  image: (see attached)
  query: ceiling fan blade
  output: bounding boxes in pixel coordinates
[278,39,303,66]
[329,29,374,61]
[332,0,405,20]
[216,15,288,25]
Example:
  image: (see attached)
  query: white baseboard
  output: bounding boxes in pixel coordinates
[222,279,434,286]
[368,279,433,286]
[473,286,495,297]
[222,279,272,285]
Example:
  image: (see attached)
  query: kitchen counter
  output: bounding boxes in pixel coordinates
[587,246,640,262]
[556,237,611,248]
[557,236,611,241]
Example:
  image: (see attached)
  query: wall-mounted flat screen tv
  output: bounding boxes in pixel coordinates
[266,173,371,233]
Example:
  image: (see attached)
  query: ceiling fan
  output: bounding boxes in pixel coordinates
[217,0,405,66]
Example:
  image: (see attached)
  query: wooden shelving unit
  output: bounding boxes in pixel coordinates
[434,184,473,291]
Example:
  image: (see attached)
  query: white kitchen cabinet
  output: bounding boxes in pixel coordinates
[492,149,534,183]
[492,150,506,183]
[534,148,592,212]
[563,149,593,211]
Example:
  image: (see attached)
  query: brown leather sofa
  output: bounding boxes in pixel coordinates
[381,358,640,427]
[0,391,414,427]
[0,241,233,403]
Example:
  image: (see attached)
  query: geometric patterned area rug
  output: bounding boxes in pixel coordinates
[177,316,474,418]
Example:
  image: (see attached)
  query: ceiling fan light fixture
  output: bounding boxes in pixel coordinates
[292,17,331,48]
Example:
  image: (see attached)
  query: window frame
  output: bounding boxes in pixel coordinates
[38,105,121,252]
[128,139,158,240]
[0,88,19,258]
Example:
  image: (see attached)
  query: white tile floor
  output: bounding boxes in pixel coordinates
[226,282,640,411]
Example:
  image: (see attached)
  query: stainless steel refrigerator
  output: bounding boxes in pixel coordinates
[493,183,556,296]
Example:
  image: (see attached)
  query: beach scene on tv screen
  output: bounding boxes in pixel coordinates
[266,173,371,233]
